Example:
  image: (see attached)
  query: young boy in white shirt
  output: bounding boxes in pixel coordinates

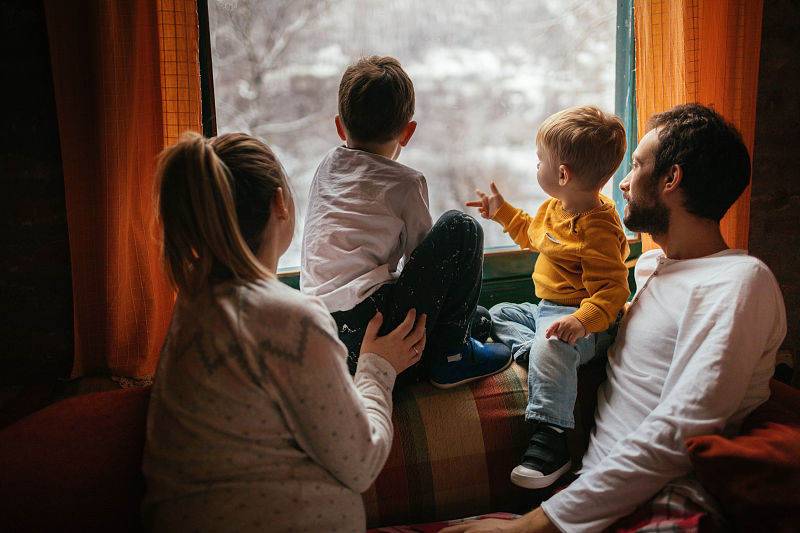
[301,55,510,388]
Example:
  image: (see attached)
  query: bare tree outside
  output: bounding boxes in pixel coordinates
[209,0,618,269]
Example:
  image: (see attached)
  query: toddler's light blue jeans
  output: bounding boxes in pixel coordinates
[489,300,616,428]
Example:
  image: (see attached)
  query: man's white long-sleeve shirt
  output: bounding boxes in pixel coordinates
[542,248,787,532]
[300,146,433,312]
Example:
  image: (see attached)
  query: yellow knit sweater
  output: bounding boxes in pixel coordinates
[492,195,630,333]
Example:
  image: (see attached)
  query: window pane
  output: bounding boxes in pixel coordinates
[208,0,617,269]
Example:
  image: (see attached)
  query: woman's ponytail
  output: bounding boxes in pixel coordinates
[155,131,283,295]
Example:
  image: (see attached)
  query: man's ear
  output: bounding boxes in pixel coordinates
[334,115,347,142]
[398,121,417,147]
[663,164,683,193]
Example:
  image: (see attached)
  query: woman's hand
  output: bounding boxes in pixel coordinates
[361,309,427,374]
[465,181,505,219]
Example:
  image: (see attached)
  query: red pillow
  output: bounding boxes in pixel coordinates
[0,385,151,533]
[686,379,800,533]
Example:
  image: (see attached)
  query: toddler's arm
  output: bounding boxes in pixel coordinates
[545,315,586,344]
[469,182,538,252]
[466,181,505,219]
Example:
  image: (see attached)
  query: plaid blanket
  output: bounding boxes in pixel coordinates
[606,483,713,533]
[368,512,518,532]
[362,363,723,533]
[362,365,534,527]
[368,488,711,533]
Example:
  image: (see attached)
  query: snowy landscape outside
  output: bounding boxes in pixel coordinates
[208,0,618,269]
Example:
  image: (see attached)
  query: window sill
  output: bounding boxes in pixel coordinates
[278,239,642,304]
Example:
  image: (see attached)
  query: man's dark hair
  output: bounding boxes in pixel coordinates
[647,103,750,222]
[338,56,415,143]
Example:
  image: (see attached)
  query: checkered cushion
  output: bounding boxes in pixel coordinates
[606,484,708,533]
[363,364,534,528]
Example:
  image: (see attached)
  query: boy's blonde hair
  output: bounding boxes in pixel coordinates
[338,56,415,143]
[154,131,288,296]
[536,106,626,189]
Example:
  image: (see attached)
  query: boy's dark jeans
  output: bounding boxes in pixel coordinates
[331,210,484,383]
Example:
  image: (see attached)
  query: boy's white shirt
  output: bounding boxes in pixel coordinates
[541,248,787,532]
[300,146,433,312]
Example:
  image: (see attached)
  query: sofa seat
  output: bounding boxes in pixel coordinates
[364,363,532,527]
[2,363,798,532]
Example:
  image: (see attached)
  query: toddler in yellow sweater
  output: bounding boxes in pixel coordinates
[467,105,629,489]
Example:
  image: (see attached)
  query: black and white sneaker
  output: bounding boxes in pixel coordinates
[510,424,571,489]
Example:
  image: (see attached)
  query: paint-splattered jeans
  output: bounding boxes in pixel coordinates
[331,210,484,383]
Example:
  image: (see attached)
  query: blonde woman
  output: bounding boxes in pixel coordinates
[142,132,426,533]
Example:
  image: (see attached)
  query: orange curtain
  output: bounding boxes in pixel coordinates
[158,0,203,146]
[634,0,763,251]
[44,0,201,378]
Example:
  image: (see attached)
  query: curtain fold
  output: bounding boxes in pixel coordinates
[634,0,763,251]
[44,0,201,378]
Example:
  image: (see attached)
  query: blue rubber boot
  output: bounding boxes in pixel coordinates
[429,338,512,389]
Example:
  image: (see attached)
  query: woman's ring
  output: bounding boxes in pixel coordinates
[413,347,419,357]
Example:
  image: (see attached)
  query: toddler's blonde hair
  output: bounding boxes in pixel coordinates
[536,105,626,189]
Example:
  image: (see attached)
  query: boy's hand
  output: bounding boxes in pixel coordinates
[361,310,427,374]
[466,181,504,219]
[545,315,586,345]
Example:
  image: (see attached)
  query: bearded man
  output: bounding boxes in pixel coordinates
[443,103,787,533]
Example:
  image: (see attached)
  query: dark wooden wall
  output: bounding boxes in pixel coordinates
[0,0,72,385]
[0,0,798,385]
[749,0,800,385]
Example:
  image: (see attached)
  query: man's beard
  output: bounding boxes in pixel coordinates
[623,196,670,236]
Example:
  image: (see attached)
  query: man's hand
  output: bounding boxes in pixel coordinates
[439,507,558,533]
[545,315,586,345]
[466,181,505,219]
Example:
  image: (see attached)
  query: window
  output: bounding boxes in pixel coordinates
[206,0,622,269]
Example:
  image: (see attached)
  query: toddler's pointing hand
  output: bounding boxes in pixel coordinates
[466,181,504,219]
